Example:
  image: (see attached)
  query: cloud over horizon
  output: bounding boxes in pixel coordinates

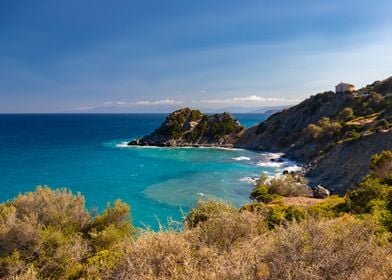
[71,94,300,113]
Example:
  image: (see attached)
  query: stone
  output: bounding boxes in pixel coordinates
[313,185,330,199]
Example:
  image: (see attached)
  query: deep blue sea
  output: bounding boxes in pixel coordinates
[0,113,297,229]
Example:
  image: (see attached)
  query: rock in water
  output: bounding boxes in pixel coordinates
[128,108,244,147]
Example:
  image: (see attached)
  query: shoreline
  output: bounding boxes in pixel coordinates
[120,140,304,176]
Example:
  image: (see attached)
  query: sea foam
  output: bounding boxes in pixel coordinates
[238,177,258,185]
[232,156,251,161]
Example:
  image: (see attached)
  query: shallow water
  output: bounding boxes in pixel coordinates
[0,113,297,229]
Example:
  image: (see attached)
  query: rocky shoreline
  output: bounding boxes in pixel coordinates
[128,76,392,194]
[128,138,235,148]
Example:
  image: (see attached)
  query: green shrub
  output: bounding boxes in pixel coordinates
[346,176,392,214]
[369,150,392,183]
[266,205,306,228]
[305,117,342,142]
[184,199,237,229]
[339,107,354,121]
[305,123,323,140]
[241,202,305,228]
[308,195,348,218]
[250,184,280,203]
[189,109,202,121]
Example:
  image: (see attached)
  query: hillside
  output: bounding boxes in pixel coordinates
[129,76,392,194]
[237,76,392,193]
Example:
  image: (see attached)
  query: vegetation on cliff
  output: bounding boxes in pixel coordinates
[304,91,392,147]
[1,151,391,279]
[249,79,392,157]
[236,76,392,194]
[129,108,243,146]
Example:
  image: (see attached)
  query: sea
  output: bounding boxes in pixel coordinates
[0,113,298,229]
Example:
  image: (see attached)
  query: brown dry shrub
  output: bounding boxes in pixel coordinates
[264,216,392,280]
[267,175,312,197]
[11,186,90,231]
[186,209,265,252]
[108,231,194,280]
[104,215,392,280]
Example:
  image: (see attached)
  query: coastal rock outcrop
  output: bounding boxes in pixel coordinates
[128,108,244,147]
[128,76,392,195]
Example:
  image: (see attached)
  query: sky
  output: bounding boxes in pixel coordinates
[1,0,392,113]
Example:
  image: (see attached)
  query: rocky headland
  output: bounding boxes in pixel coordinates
[128,108,244,147]
[129,76,392,194]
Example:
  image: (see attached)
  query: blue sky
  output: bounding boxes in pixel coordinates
[1,0,392,113]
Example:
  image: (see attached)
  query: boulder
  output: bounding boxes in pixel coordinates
[313,185,330,199]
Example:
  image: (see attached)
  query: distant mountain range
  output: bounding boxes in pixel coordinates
[247,105,290,114]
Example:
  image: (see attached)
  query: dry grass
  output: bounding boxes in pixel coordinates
[346,113,380,126]
[281,196,323,207]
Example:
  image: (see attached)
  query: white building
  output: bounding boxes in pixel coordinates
[335,82,355,94]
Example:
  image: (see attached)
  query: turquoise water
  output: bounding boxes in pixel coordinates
[0,113,295,229]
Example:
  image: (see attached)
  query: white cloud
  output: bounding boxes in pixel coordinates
[96,96,297,111]
[134,99,182,105]
[100,99,182,107]
[198,95,298,105]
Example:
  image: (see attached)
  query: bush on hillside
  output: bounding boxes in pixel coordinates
[344,151,392,232]
[370,150,392,183]
[250,174,312,203]
[184,199,237,229]
[305,117,342,142]
[339,107,354,121]
[264,217,392,280]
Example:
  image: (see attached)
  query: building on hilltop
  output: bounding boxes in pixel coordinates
[335,82,355,94]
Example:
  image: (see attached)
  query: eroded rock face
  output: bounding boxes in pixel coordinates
[128,108,244,147]
[235,83,392,194]
[235,92,353,160]
[306,130,392,194]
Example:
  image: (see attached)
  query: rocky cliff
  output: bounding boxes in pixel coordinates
[236,76,392,193]
[128,76,392,194]
[235,91,354,161]
[306,130,392,194]
[128,108,244,147]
